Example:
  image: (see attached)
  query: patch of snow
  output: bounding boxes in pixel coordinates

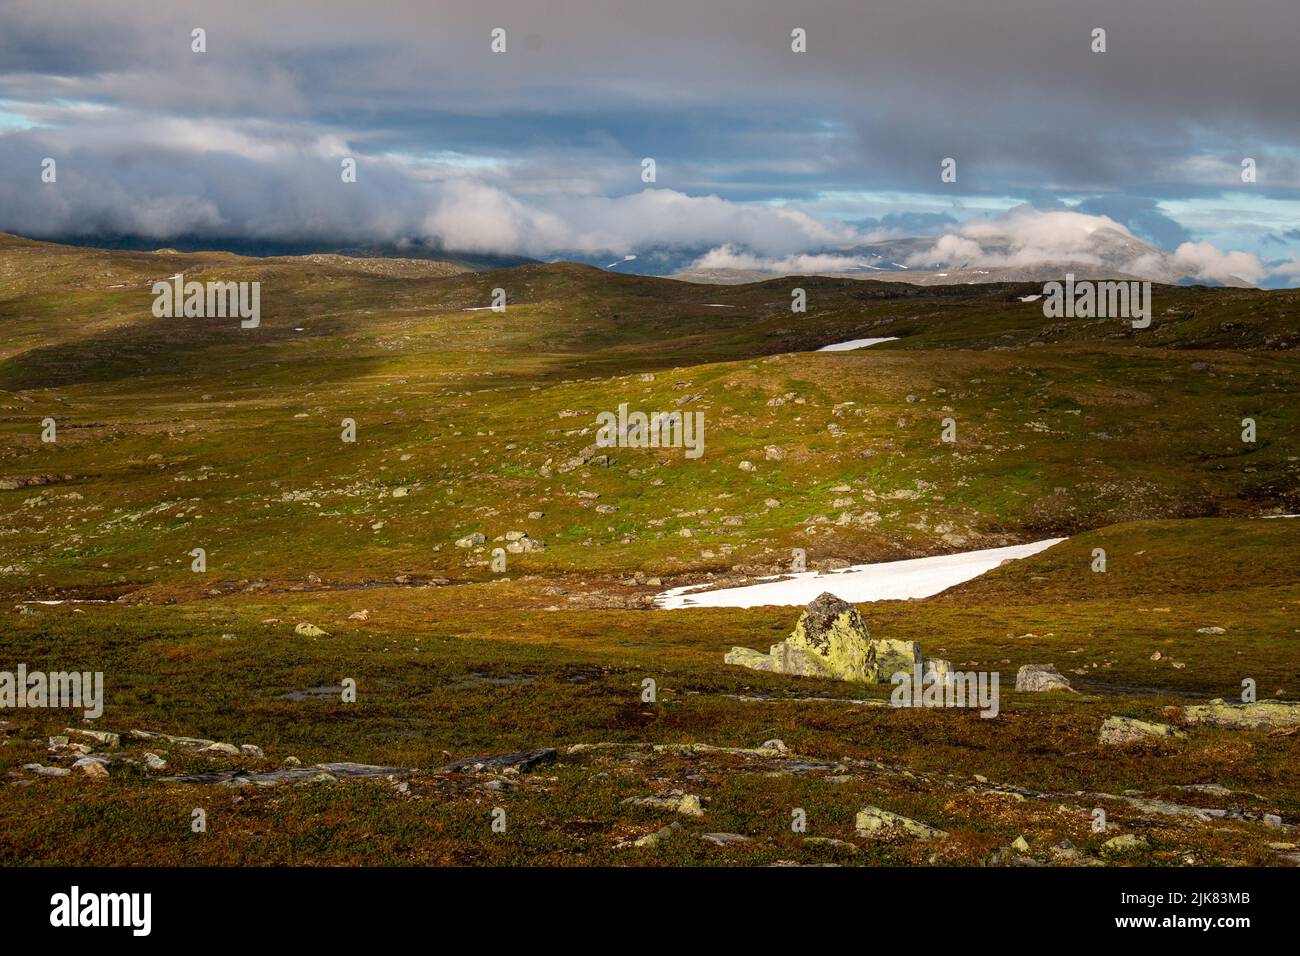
[654,539,1065,609]
[815,337,900,352]
[1019,294,1043,302]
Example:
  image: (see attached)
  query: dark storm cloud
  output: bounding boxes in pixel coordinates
[0,0,1296,267]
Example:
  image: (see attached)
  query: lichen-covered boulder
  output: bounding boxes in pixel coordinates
[784,592,921,682]
[1015,663,1073,693]
[1101,833,1149,854]
[724,646,774,671]
[1099,716,1187,745]
[784,592,873,681]
[855,806,947,840]
[1182,699,1300,730]
[769,641,833,677]
[723,592,928,683]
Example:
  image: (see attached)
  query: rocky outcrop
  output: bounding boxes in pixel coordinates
[724,592,927,683]
[1183,699,1300,730]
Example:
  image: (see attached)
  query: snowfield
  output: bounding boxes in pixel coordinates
[815,337,899,352]
[654,538,1066,609]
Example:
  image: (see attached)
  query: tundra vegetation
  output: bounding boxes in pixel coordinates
[0,232,1297,866]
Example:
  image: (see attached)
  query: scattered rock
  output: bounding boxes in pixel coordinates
[632,821,682,848]
[854,806,947,840]
[294,622,329,637]
[160,762,409,788]
[23,763,71,777]
[701,832,750,846]
[623,792,704,816]
[803,837,858,852]
[1183,699,1300,730]
[455,532,486,548]
[1099,716,1187,746]
[73,757,110,778]
[1102,833,1149,854]
[128,729,217,749]
[1014,663,1073,693]
[65,727,120,749]
[437,748,557,774]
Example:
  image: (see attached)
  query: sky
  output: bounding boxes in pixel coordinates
[1,0,1298,285]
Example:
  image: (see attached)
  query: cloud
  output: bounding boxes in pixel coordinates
[1165,241,1267,285]
[1,2,1295,274]
[687,245,884,274]
[1267,254,1300,285]
[1075,195,1192,251]
[0,107,866,256]
[905,208,1130,269]
[901,207,1266,284]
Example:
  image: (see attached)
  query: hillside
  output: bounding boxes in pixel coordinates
[1,236,1298,868]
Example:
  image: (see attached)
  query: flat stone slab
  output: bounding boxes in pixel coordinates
[437,748,557,774]
[700,832,750,846]
[160,762,411,787]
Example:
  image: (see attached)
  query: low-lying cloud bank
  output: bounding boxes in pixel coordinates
[689,208,1277,286]
[0,115,1286,287]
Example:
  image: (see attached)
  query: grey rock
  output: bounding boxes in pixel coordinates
[437,748,557,774]
[1099,716,1187,745]
[700,832,750,845]
[1015,663,1074,693]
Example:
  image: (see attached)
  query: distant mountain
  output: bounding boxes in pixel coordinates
[672,228,1258,288]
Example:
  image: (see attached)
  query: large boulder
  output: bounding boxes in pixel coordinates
[783,593,921,682]
[723,592,923,683]
[1015,663,1074,693]
[769,641,833,677]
